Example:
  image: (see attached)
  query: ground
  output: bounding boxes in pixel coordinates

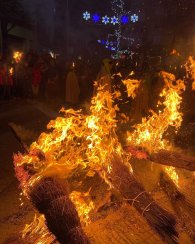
[0,99,51,243]
[0,99,195,244]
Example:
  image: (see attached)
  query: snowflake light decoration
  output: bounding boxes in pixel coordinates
[131,14,138,23]
[82,0,139,55]
[102,15,110,25]
[83,11,91,21]
[97,39,117,52]
[121,15,129,24]
[111,16,119,25]
[92,14,100,23]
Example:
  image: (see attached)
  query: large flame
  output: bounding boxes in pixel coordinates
[127,71,185,187]
[127,71,185,153]
[15,85,126,225]
[14,65,188,240]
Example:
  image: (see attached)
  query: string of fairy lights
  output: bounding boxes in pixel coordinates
[82,11,139,24]
[82,0,139,56]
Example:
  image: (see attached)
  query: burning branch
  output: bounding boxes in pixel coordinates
[124,145,195,172]
[12,65,194,242]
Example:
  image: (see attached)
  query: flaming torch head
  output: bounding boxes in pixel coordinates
[13,51,23,63]
[9,67,14,75]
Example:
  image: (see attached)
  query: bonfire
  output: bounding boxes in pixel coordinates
[12,57,195,244]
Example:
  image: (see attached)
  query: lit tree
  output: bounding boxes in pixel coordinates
[82,0,139,56]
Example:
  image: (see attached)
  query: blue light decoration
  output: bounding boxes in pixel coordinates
[82,12,139,25]
[102,15,110,25]
[121,15,129,24]
[97,39,117,52]
[92,14,100,23]
[82,1,139,56]
[111,16,119,25]
[131,14,138,23]
[83,11,91,20]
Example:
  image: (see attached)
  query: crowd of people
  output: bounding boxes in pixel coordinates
[0,50,96,106]
[0,48,189,115]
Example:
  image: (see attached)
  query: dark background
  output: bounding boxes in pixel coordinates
[0,0,195,58]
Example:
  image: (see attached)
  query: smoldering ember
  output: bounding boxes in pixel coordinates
[0,0,195,244]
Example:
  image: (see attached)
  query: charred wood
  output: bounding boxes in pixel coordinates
[124,146,195,171]
[150,150,195,171]
[160,172,195,242]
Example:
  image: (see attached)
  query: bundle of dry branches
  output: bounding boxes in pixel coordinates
[124,145,195,171]
[160,172,195,242]
[105,155,178,244]
[30,177,90,244]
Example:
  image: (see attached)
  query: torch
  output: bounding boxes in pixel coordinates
[13,51,23,63]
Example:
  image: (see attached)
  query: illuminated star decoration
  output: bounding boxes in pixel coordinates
[111,16,119,25]
[102,15,110,24]
[121,15,129,24]
[83,11,90,20]
[131,14,138,23]
[92,14,100,23]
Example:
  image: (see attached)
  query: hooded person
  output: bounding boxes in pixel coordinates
[65,63,80,105]
[95,58,113,94]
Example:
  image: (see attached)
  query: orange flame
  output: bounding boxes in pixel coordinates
[170,49,180,56]
[13,51,23,63]
[70,191,94,226]
[127,71,185,153]
[22,215,54,243]
[122,79,140,99]
[9,67,14,75]
[127,71,185,186]
[15,64,189,236]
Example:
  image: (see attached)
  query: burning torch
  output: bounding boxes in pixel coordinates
[9,67,14,76]
[13,51,23,63]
